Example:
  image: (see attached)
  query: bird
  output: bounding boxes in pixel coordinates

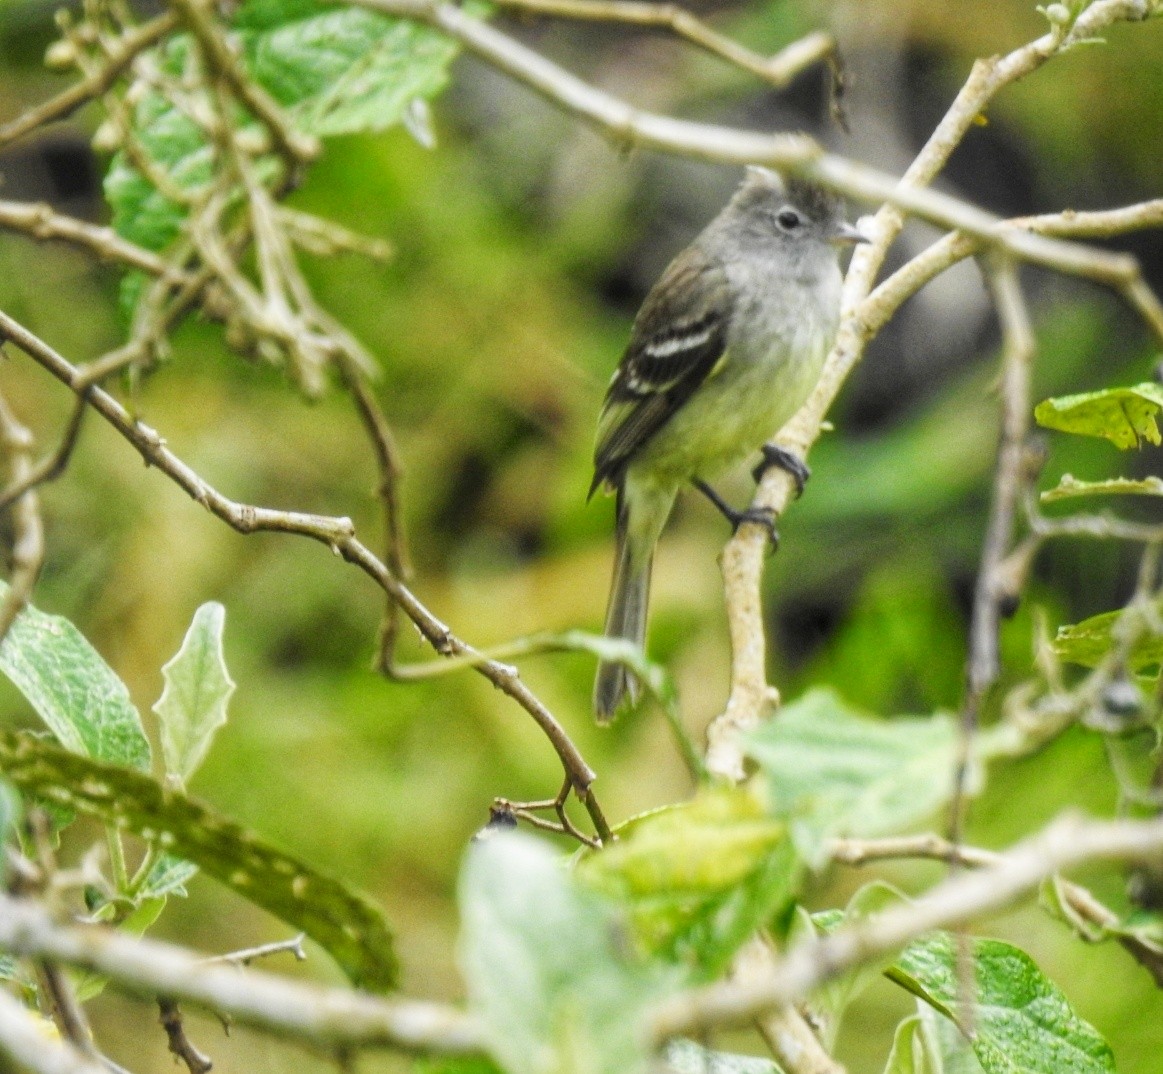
[589,167,867,721]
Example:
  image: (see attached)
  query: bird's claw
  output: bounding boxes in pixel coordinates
[732,506,779,550]
[753,444,810,498]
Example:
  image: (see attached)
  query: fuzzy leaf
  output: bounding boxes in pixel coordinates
[744,689,968,863]
[154,602,235,787]
[105,1,472,259]
[0,581,149,770]
[0,732,396,991]
[458,832,676,1074]
[578,786,797,978]
[1034,383,1163,449]
[891,933,1115,1074]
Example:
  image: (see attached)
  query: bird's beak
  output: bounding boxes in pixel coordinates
[830,221,871,246]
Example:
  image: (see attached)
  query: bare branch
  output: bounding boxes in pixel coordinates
[0,894,484,1055]
[0,987,108,1074]
[492,0,833,88]
[167,0,318,165]
[649,812,1163,1039]
[0,201,187,278]
[157,999,214,1074]
[830,833,1163,988]
[0,13,178,151]
[0,391,45,646]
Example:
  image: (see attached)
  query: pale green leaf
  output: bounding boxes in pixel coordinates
[0,580,150,770]
[235,0,464,137]
[744,689,968,863]
[458,832,676,1074]
[578,785,797,978]
[1053,610,1163,670]
[154,602,235,787]
[105,1,474,261]
[1034,383,1163,449]
[883,1016,926,1074]
[1041,474,1163,502]
[138,853,200,899]
[914,1003,986,1074]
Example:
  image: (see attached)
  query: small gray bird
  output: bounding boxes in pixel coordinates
[590,167,867,721]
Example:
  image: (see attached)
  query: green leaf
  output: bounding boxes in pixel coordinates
[105,1,474,259]
[578,786,798,978]
[234,0,464,138]
[154,602,235,788]
[0,732,396,992]
[1053,610,1163,670]
[913,1003,986,1074]
[138,853,200,900]
[1040,474,1163,502]
[883,1016,928,1074]
[458,831,676,1074]
[665,1039,783,1074]
[744,690,969,863]
[891,933,1115,1074]
[1034,383,1163,449]
[0,581,150,770]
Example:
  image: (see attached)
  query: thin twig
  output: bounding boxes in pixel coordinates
[168,0,318,164]
[649,812,1163,1040]
[0,893,485,1056]
[0,12,178,150]
[335,358,412,676]
[493,0,833,88]
[0,201,188,279]
[956,259,1036,804]
[0,308,612,846]
[157,999,214,1074]
[0,399,86,513]
[204,934,307,967]
[0,391,45,645]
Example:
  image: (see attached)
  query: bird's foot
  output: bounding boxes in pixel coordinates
[752,444,810,498]
[693,480,779,548]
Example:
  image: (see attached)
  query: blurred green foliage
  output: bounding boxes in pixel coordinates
[1,0,1162,1071]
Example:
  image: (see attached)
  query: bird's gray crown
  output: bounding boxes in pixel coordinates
[732,167,844,230]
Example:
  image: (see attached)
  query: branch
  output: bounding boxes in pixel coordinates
[0,987,107,1074]
[829,833,1163,988]
[0,308,612,845]
[0,894,485,1055]
[492,0,833,88]
[345,0,1161,334]
[0,13,178,151]
[649,812,1163,1039]
[965,260,1036,704]
[0,390,45,646]
[168,0,319,165]
[0,201,186,278]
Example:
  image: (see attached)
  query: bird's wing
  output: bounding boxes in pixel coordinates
[591,245,733,495]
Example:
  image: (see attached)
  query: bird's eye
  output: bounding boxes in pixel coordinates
[777,209,802,231]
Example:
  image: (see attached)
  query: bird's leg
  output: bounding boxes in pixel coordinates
[693,479,778,547]
[752,443,810,498]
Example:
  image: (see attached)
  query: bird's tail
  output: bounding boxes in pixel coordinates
[593,493,654,723]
